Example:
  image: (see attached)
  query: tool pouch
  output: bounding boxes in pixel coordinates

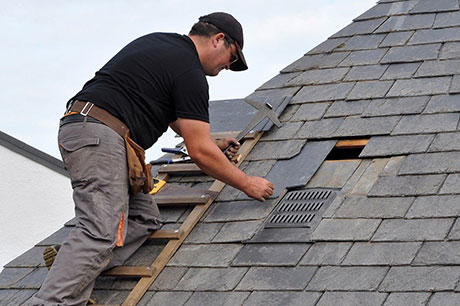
[124,132,154,195]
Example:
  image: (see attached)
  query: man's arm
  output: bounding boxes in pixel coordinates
[172,117,274,201]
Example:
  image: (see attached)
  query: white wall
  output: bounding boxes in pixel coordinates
[0,145,74,271]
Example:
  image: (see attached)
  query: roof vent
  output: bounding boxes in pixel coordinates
[248,188,337,243]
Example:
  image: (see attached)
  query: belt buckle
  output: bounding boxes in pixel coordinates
[80,102,94,117]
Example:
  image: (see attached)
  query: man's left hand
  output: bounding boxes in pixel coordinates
[216,137,240,159]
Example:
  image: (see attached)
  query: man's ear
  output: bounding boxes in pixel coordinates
[212,33,225,47]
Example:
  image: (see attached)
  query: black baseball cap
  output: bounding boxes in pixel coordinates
[199,12,248,71]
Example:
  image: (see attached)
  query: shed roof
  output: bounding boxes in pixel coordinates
[3,0,460,305]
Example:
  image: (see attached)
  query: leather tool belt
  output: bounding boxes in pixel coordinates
[66,100,154,195]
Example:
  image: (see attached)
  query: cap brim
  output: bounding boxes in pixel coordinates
[230,41,248,71]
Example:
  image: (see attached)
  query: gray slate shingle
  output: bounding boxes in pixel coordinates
[399,152,460,174]
[363,96,429,117]
[372,219,454,241]
[334,116,400,137]
[338,49,389,66]
[381,44,441,64]
[376,14,436,33]
[434,11,460,28]
[205,199,276,222]
[415,59,460,77]
[317,292,387,306]
[236,267,316,290]
[246,140,306,161]
[292,82,355,103]
[184,292,249,306]
[383,293,430,306]
[424,94,460,114]
[409,28,460,45]
[410,0,459,14]
[184,223,223,244]
[380,266,460,291]
[340,34,386,51]
[324,100,368,118]
[369,174,445,196]
[427,293,460,306]
[307,38,349,55]
[334,196,414,218]
[286,67,350,86]
[174,267,248,291]
[296,118,344,139]
[448,218,460,240]
[291,102,330,121]
[232,244,310,266]
[392,113,459,135]
[243,291,321,306]
[262,121,303,141]
[440,42,460,60]
[429,132,460,152]
[256,72,301,91]
[440,174,460,194]
[332,17,387,38]
[387,77,452,97]
[414,241,460,265]
[281,52,350,73]
[451,75,460,93]
[381,62,421,80]
[355,1,417,21]
[406,195,460,218]
[342,242,422,265]
[212,221,262,243]
[311,219,381,241]
[343,65,388,81]
[299,242,352,265]
[169,244,242,267]
[347,80,394,100]
[360,135,433,157]
[380,31,414,48]
[0,290,36,306]
[306,266,388,291]
[139,292,192,306]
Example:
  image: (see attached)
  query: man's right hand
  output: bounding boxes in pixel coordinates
[243,176,274,202]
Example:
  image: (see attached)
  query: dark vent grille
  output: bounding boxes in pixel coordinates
[265,188,336,228]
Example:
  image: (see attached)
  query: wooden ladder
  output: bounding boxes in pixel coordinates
[95,131,262,306]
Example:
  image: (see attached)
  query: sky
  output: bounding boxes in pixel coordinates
[0,0,377,269]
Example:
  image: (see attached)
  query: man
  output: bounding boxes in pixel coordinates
[28,12,274,306]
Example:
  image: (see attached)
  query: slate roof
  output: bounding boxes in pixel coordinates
[3,0,460,305]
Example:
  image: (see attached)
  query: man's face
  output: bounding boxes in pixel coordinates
[203,35,238,76]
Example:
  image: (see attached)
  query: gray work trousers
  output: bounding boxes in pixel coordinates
[28,121,161,306]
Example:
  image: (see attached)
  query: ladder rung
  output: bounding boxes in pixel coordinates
[149,229,182,239]
[157,163,202,175]
[153,194,212,206]
[101,266,155,277]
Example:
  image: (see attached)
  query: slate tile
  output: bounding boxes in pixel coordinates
[414,241,460,265]
[440,174,460,194]
[292,82,355,103]
[324,100,368,118]
[363,96,428,117]
[311,219,381,241]
[380,156,405,177]
[0,268,34,288]
[246,87,300,110]
[340,34,386,51]
[348,159,389,195]
[236,267,316,290]
[93,275,138,291]
[410,0,459,13]
[281,52,350,73]
[138,292,192,306]
[427,292,460,306]
[232,244,310,267]
[0,289,36,305]
[306,266,388,291]
[381,44,441,64]
[256,72,302,90]
[380,62,421,80]
[205,200,276,223]
[331,17,387,38]
[333,116,399,137]
[209,99,256,133]
[360,135,433,156]
[4,247,47,268]
[169,244,242,267]
[184,292,249,306]
[435,11,460,28]
[307,37,349,55]
[340,160,373,194]
[124,240,164,266]
[380,31,414,48]
[424,94,460,114]
[212,221,262,243]
[243,291,321,306]
[261,121,303,141]
[335,196,414,219]
[429,132,460,152]
[286,67,350,86]
[174,267,247,291]
[347,80,394,100]
[368,174,445,196]
[448,218,460,240]
[316,292,388,306]
[265,140,336,197]
[451,75,460,93]
[409,28,460,45]
[399,152,460,174]
[343,65,388,81]
[343,242,421,265]
[440,42,460,60]
[380,266,460,291]
[279,104,299,122]
[392,114,459,135]
[338,49,389,66]
[383,293,431,306]
[11,267,47,289]
[291,102,330,121]
[184,222,222,243]
[387,77,452,97]
[246,140,306,161]
[149,267,188,290]
[376,14,436,33]
[159,207,187,223]
[307,160,361,189]
[90,290,129,305]
[355,1,417,21]
[372,219,454,241]
[415,59,460,77]
[299,242,353,265]
[295,118,344,139]
[407,195,460,218]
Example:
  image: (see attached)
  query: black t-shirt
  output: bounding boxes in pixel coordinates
[71,33,209,149]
